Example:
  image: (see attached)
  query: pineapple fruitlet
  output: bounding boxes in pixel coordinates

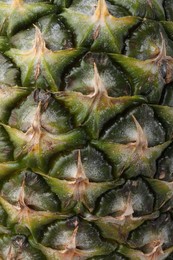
[1,0,173,259]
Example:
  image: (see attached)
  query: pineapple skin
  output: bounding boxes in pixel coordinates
[0,0,173,259]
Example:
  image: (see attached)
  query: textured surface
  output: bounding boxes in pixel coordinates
[0,0,173,259]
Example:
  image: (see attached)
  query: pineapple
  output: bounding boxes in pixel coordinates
[0,0,173,259]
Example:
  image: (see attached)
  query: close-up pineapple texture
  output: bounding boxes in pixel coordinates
[1,0,173,259]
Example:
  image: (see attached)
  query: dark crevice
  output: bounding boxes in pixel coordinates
[92,177,125,216]
[58,14,76,48]
[89,141,121,181]
[142,172,165,213]
[99,103,143,139]
[66,0,73,8]
[107,0,132,16]
[163,0,169,21]
[159,82,173,105]
[122,18,143,55]
[59,49,88,91]
[154,141,173,180]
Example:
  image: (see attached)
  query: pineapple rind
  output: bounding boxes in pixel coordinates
[0,0,173,259]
